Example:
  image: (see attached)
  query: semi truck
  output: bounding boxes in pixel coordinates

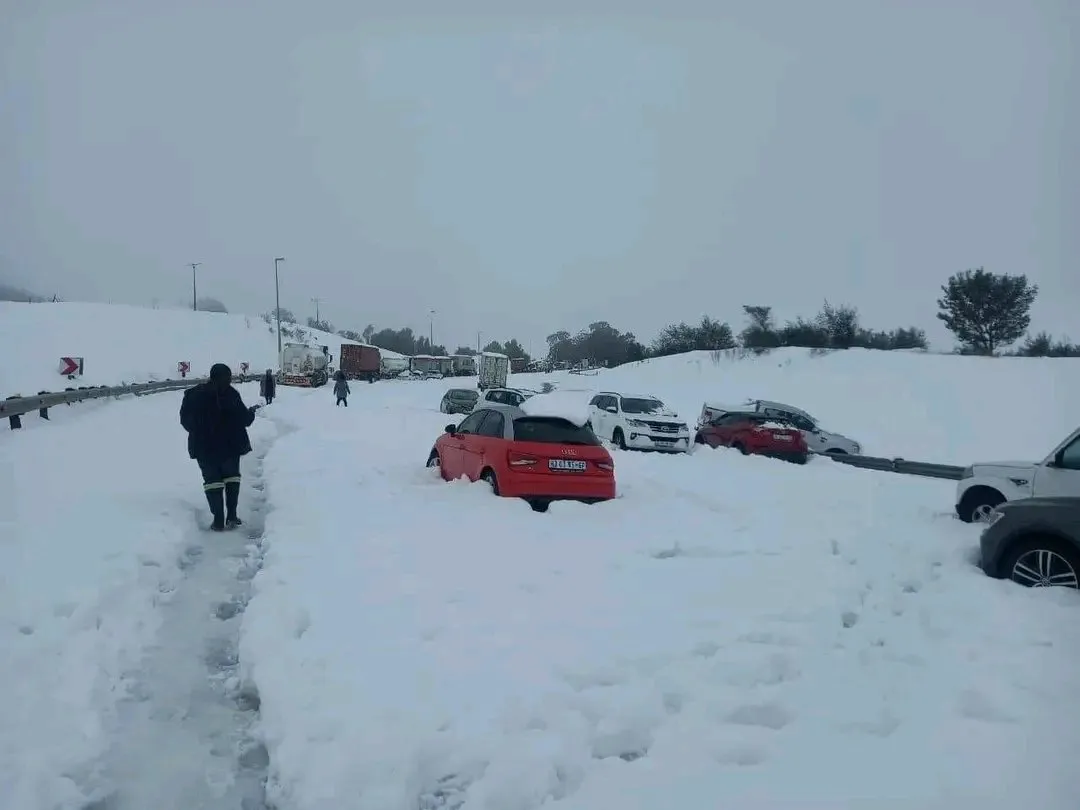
[338,343,381,382]
[451,354,477,376]
[279,343,330,387]
[509,356,528,374]
[477,351,509,391]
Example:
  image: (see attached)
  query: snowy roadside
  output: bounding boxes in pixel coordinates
[0,382,267,809]
[243,389,1080,810]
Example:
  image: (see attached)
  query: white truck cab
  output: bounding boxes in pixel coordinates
[699,399,861,456]
[588,392,691,452]
[955,426,1080,522]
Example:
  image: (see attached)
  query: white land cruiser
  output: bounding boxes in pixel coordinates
[955,426,1080,522]
[587,392,691,452]
[698,399,861,456]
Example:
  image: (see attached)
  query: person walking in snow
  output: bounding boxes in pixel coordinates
[333,370,351,406]
[180,363,259,531]
[260,367,276,405]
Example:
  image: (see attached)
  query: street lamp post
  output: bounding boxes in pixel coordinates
[274,257,285,359]
[429,309,436,349]
[189,262,202,311]
[477,331,482,354]
[311,297,322,323]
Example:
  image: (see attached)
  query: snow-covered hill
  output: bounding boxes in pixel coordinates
[0,301,402,396]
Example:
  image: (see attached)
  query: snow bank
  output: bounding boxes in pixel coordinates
[514,348,1080,463]
[0,381,271,808]
[0,301,402,396]
[518,390,592,427]
[243,380,1080,810]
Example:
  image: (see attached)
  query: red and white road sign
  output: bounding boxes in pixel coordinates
[177,361,191,378]
[58,357,84,376]
[239,362,250,374]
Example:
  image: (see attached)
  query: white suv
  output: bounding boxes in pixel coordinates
[699,399,861,456]
[587,392,691,452]
[472,387,536,409]
[955,426,1080,522]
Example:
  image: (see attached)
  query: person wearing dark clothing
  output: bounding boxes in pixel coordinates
[180,363,259,531]
[260,368,276,405]
[333,370,350,406]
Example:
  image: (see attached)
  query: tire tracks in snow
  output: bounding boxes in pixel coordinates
[82,426,279,810]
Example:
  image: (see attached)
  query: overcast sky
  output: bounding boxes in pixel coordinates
[2,1,1075,354]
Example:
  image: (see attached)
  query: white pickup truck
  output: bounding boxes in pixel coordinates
[955,426,1080,522]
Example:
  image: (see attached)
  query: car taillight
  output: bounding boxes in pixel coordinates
[507,450,537,467]
[595,461,613,472]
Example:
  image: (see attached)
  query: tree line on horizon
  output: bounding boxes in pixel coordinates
[10,268,1078,365]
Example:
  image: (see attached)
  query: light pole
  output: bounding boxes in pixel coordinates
[189,262,201,311]
[274,257,285,358]
[477,331,482,354]
[311,297,322,323]
[429,309,436,349]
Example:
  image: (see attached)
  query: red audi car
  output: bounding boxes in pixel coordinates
[427,403,616,511]
[694,410,809,464]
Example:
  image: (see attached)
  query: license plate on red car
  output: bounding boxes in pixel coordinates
[548,459,587,472]
[773,434,792,441]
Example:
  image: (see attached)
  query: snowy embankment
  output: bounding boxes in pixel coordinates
[243,368,1079,810]
[0,381,272,809]
[0,300,399,396]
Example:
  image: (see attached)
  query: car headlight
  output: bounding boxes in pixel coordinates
[627,419,646,428]
[679,424,689,433]
[960,466,974,480]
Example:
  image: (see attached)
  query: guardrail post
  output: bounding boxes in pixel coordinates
[37,391,50,420]
[6,395,21,430]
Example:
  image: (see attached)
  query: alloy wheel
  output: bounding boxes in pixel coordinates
[1011,549,1079,589]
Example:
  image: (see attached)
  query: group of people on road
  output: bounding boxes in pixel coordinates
[180,363,355,529]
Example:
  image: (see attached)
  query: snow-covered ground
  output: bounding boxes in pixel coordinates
[0,301,400,396]
[3,302,1079,810]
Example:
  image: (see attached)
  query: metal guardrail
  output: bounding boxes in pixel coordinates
[2,374,259,429]
[827,452,965,481]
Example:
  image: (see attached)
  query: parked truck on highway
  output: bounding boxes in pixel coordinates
[478,351,509,391]
[338,343,381,382]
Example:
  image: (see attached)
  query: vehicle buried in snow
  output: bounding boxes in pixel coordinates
[587,392,691,453]
[439,387,479,415]
[978,496,1080,589]
[694,410,810,464]
[698,399,860,456]
[955,425,1080,523]
[426,401,615,512]
[474,386,538,409]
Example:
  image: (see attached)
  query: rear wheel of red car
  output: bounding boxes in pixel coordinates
[426,451,440,469]
[733,441,749,455]
[481,469,501,496]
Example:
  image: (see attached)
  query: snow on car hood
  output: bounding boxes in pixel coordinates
[519,391,591,427]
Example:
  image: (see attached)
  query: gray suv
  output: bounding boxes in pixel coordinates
[979,497,1080,589]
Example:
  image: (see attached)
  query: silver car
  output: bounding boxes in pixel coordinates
[979,497,1080,589]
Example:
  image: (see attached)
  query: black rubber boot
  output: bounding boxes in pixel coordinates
[205,488,226,531]
[225,481,242,529]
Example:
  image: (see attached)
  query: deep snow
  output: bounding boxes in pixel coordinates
[0,301,400,396]
[3,301,1079,810]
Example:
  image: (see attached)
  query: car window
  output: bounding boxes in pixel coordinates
[476,411,505,438]
[1058,436,1080,470]
[589,395,602,406]
[620,397,665,414]
[599,395,616,411]
[457,411,486,434]
[513,417,602,445]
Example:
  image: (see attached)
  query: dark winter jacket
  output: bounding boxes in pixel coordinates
[180,381,256,461]
[260,370,276,399]
[334,379,350,398]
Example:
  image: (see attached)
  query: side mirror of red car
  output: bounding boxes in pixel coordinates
[445,424,457,435]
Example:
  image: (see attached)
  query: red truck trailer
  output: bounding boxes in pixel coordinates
[338,343,381,382]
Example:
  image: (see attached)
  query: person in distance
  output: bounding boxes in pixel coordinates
[180,363,260,531]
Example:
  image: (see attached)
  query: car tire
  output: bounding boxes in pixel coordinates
[996,534,1080,589]
[481,469,500,496]
[612,428,627,450]
[958,487,1005,523]
[733,442,749,455]
[426,451,441,470]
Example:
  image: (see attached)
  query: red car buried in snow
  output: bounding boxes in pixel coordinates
[426,403,616,511]
[694,410,809,464]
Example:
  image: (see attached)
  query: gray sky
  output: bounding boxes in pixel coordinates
[2,1,1076,354]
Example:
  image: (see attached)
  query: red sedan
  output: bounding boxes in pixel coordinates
[694,410,809,464]
[427,404,616,511]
